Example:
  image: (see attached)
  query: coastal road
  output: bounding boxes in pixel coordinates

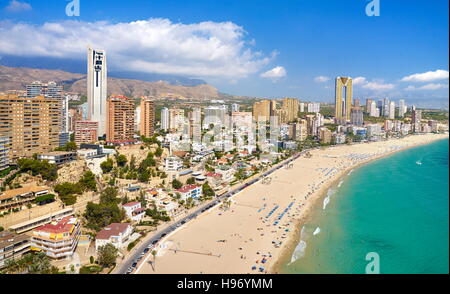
[115,152,302,274]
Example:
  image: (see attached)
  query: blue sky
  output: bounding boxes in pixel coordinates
[0,0,448,108]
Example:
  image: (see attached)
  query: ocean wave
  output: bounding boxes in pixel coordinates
[323,188,335,210]
[338,180,344,188]
[290,240,307,264]
[348,169,354,176]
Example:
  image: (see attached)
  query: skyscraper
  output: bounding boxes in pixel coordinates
[398,99,406,117]
[412,109,422,133]
[87,47,108,137]
[389,101,396,119]
[383,98,390,117]
[253,100,274,121]
[161,107,169,131]
[140,97,155,138]
[106,95,135,143]
[281,98,300,122]
[335,77,353,122]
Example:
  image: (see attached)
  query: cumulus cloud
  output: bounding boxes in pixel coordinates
[405,83,449,91]
[0,19,275,78]
[260,66,287,79]
[351,76,394,91]
[314,76,329,83]
[352,76,367,85]
[5,0,31,12]
[401,69,449,82]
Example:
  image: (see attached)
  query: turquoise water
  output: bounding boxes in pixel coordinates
[282,139,449,274]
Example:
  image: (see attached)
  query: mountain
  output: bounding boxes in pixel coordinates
[0,65,220,99]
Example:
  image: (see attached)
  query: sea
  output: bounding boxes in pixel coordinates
[282,138,449,274]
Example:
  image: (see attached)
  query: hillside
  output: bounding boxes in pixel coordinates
[0,65,220,99]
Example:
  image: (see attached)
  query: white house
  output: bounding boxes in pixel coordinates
[175,185,203,201]
[165,156,183,172]
[95,223,133,251]
[122,202,146,222]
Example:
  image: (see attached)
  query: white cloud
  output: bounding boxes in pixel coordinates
[5,1,31,12]
[401,69,449,82]
[0,19,275,79]
[362,81,395,91]
[404,83,449,91]
[260,66,287,79]
[314,76,329,83]
[352,76,367,85]
[352,76,394,91]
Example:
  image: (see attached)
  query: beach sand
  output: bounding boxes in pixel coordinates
[136,133,448,274]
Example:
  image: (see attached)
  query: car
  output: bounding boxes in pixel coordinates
[160,233,167,238]
[144,248,150,253]
[132,262,137,268]
[152,240,158,245]
[181,220,186,224]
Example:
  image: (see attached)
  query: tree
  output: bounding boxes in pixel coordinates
[54,182,82,205]
[17,158,58,181]
[79,171,97,192]
[202,182,215,198]
[100,187,119,204]
[116,154,128,167]
[100,158,114,173]
[155,147,163,157]
[138,169,151,183]
[186,177,196,185]
[0,226,4,232]
[172,179,183,189]
[84,202,125,231]
[97,243,118,267]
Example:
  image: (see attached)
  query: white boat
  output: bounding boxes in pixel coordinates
[416,161,422,165]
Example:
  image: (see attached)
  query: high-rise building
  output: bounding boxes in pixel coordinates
[204,106,227,127]
[389,101,396,119]
[139,97,155,138]
[106,95,135,143]
[75,121,98,146]
[0,137,9,170]
[412,109,422,133]
[350,107,364,126]
[354,99,361,108]
[383,98,390,117]
[319,128,332,144]
[398,99,406,117]
[281,98,299,122]
[0,95,61,161]
[161,107,169,131]
[369,101,379,117]
[26,81,68,134]
[365,99,373,113]
[299,102,305,113]
[169,109,185,133]
[253,100,274,121]
[335,77,353,122]
[307,103,321,113]
[87,47,108,137]
[231,103,240,113]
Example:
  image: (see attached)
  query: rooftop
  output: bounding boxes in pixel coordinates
[176,184,200,193]
[34,216,78,235]
[96,223,131,240]
[0,185,49,202]
[123,201,140,207]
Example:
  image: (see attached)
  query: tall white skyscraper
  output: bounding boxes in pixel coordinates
[398,99,406,117]
[87,47,108,137]
[389,101,395,119]
[161,107,169,131]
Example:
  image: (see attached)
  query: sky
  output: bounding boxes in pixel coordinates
[0,0,448,108]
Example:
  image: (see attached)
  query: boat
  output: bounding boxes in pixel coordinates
[416,161,422,165]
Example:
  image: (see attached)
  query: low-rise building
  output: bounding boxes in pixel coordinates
[30,216,81,259]
[0,186,49,213]
[175,184,203,201]
[165,156,183,172]
[38,151,77,165]
[95,223,133,251]
[0,231,30,268]
[122,202,146,222]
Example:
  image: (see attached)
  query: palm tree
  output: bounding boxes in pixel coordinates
[151,250,157,270]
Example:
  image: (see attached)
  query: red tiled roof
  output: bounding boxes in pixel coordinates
[123,201,140,207]
[34,217,77,234]
[206,172,222,178]
[176,184,200,193]
[96,223,131,240]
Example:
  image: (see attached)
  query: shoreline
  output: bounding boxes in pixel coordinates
[137,133,449,274]
[269,134,449,274]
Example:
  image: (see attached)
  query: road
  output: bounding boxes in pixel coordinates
[114,152,302,274]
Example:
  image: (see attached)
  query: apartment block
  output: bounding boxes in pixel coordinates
[140,96,155,138]
[106,95,135,143]
[0,95,62,161]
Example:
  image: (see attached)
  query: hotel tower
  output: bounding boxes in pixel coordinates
[87,47,108,137]
[335,77,353,122]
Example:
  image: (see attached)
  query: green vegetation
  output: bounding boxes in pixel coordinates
[421,110,449,122]
[202,182,215,198]
[0,226,4,232]
[116,154,128,167]
[84,187,125,231]
[68,95,87,108]
[100,158,114,173]
[97,243,118,268]
[34,194,55,205]
[17,158,58,181]
[172,179,183,189]
[79,265,102,274]
[0,166,16,178]
[146,207,170,222]
[54,182,82,205]
[54,141,77,152]
[1,252,59,274]
[186,177,196,185]
[79,171,97,192]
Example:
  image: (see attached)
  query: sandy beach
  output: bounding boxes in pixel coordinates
[136,133,449,274]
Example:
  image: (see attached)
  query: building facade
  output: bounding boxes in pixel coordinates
[139,97,155,138]
[106,96,135,143]
[335,77,353,122]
